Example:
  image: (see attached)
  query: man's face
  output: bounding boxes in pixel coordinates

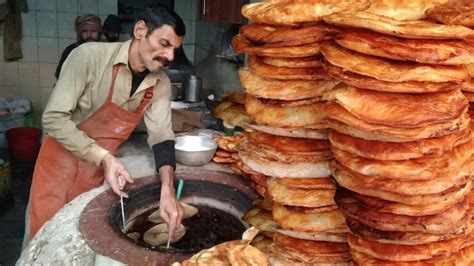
[105,31,119,42]
[138,25,183,73]
[80,23,101,42]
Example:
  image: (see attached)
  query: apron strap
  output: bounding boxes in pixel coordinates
[135,88,154,113]
[105,65,121,102]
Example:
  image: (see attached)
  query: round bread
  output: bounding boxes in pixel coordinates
[332,86,468,128]
[273,203,348,233]
[350,244,474,265]
[232,34,322,58]
[348,231,474,262]
[322,44,470,83]
[260,55,322,68]
[364,0,449,20]
[332,140,472,180]
[336,30,474,65]
[239,68,339,101]
[323,11,474,39]
[242,205,277,233]
[249,123,329,139]
[463,91,474,102]
[273,226,348,243]
[240,23,334,47]
[349,188,469,217]
[248,56,330,80]
[331,160,470,196]
[335,190,471,234]
[267,177,336,208]
[325,102,470,142]
[426,0,474,27]
[242,1,371,25]
[346,216,473,245]
[323,61,459,93]
[332,163,472,205]
[328,128,471,161]
[245,94,327,129]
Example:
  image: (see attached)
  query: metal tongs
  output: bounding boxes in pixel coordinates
[166,179,184,249]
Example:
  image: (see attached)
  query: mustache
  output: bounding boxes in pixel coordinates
[153,56,170,67]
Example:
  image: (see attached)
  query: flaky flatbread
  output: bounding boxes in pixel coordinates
[240,23,334,47]
[365,0,448,20]
[232,34,322,58]
[328,128,472,161]
[249,123,329,139]
[336,30,474,65]
[239,68,339,101]
[426,0,474,27]
[248,56,330,80]
[245,94,327,129]
[324,11,474,39]
[325,102,470,142]
[242,1,370,25]
[322,44,470,83]
[323,61,459,93]
[332,86,468,128]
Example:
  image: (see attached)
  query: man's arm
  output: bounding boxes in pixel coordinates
[43,45,110,166]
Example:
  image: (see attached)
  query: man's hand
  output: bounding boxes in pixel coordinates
[158,165,184,238]
[101,153,134,197]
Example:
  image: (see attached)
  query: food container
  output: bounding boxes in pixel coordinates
[175,135,217,166]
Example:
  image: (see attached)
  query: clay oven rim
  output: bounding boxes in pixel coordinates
[79,170,259,265]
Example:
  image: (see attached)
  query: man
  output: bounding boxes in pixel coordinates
[26,7,185,241]
[54,14,102,78]
[103,14,121,42]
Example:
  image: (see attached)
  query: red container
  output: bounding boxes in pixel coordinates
[6,127,41,161]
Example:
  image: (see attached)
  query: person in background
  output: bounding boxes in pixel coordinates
[55,14,102,78]
[103,14,121,42]
[25,6,185,243]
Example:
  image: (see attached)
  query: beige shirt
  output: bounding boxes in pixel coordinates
[43,39,174,166]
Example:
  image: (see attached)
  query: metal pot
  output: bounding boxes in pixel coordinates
[183,75,203,102]
[175,135,216,166]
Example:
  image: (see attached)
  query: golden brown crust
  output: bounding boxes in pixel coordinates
[335,190,471,234]
[323,61,459,93]
[332,161,472,205]
[260,56,322,68]
[212,98,249,127]
[242,1,371,26]
[331,160,470,195]
[323,11,474,39]
[346,216,473,245]
[325,102,470,142]
[240,23,334,47]
[328,128,472,161]
[332,140,472,181]
[364,0,449,20]
[248,123,329,140]
[273,226,348,243]
[350,244,474,265]
[272,203,348,233]
[463,91,474,102]
[333,86,468,128]
[243,205,277,233]
[426,0,474,27]
[276,177,335,189]
[239,68,339,101]
[336,30,474,65]
[232,34,322,58]
[248,56,330,80]
[322,44,470,83]
[352,190,467,217]
[245,94,328,129]
[248,130,330,153]
[267,177,336,208]
[348,231,474,262]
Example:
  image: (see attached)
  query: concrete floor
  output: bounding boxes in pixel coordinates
[0,159,34,266]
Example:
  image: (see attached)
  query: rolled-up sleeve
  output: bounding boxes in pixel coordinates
[42,47,109,166]
[144,77,175,148]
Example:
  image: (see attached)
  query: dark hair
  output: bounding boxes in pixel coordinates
[135,6,186,37]
[103,14,121,33]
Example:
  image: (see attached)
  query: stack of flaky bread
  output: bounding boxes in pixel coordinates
[231,0,376,264]
[229,0,474,265]
[320,0,474,264]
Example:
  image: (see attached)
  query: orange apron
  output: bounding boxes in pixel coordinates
[29,65,154,237]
